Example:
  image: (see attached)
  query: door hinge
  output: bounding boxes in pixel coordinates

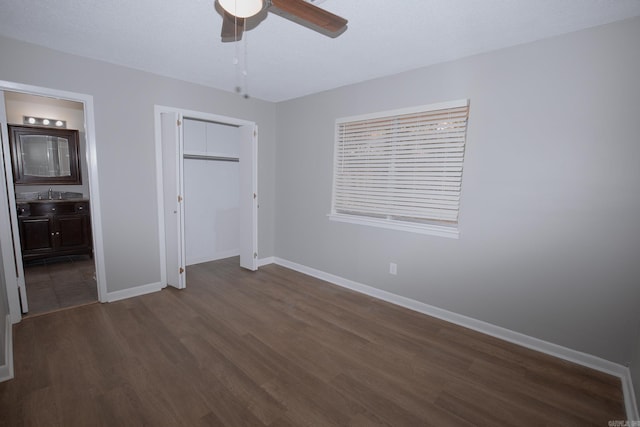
[253,193,257,199]
[178,195,183,203]
[253,130,257,137]
[254,252,257,259]
[177,119,182,126]
[179,267,184,274]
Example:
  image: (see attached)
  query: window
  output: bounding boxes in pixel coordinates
[329,99,470,238]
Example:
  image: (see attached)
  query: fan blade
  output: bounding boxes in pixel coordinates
[221,11,245,42]
[269,0,348,36]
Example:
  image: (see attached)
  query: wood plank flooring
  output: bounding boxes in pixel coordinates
[0,257,626,426]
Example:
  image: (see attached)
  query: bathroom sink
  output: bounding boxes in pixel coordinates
[60,191,84,199]
[15,191,85,201]
[15,191,39,201]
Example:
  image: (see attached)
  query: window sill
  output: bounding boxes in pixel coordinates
[328,213,459,239]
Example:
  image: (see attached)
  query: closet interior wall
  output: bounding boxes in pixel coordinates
[183,119,240,266]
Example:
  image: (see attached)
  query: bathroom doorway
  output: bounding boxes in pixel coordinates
[4,92,96,316]
[0,81,107,322]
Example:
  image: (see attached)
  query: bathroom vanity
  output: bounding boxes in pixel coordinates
[16,199,92,261]
[8,124,91,261]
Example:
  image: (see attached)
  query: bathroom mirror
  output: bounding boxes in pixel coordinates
[9,125,81,185]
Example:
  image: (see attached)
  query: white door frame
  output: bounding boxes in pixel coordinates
[238,123,258,271]
[0,80,107,323]
[154,105,258,286]
[160,111,186,289]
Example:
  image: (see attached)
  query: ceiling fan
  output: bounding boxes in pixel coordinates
[217,0,348,42]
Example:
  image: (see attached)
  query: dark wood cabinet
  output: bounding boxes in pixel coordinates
[17,200,92,261]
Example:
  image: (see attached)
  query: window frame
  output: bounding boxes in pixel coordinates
[328,99,470,239]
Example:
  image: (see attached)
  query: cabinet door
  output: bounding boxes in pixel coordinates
[19,217,54,252]
[56,215,90,249]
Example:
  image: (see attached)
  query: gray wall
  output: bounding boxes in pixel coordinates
[0,35,276,293]
[274,18,640,366]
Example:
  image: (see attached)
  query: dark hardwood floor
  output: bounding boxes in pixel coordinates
[0,257,626,426]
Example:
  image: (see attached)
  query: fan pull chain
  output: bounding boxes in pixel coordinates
[242,31,249,99]
[233,8,241,93]
[232,28,249,98]
[225,0,250,99]
[229,0,249,99]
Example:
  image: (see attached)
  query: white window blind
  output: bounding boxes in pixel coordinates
[330,99,469,235]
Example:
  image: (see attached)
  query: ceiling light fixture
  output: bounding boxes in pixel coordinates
[218,0,264,18]
[23,116,67,128]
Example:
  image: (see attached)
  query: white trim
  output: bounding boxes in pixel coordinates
[106,282,163,303]
[0,314,14,382]
[328,213,459,239]
[257,256,275,267]
[81,93,108,304]
[336,98,469,124]
[267,257,638,419]
[155,105,255,128]
[621,368,640,421]
[0,91,22,323]
[154,108,168,288]
[238,123,259,271]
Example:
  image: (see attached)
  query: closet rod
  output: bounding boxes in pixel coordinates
[183,154,239,162]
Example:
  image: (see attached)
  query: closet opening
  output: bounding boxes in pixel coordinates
[183,118,242,267]
[156,106,258,290]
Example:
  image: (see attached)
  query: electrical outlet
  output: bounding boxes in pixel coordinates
[389,262,397,275]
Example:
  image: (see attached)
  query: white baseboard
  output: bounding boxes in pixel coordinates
[621,369,639,421]
[106,281,163,303]
[0,314,14,382]
[258,256,275,267]
[271,257,639,420]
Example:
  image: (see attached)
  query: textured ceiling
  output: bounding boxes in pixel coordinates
[1,0,639,102]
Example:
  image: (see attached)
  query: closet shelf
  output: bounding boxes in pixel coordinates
[183,153,239,162]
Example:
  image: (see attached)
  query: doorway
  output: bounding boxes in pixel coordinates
[0,80,107,323]
[183,118,242,266]
[155,106,258,290]
[4,92,96,316]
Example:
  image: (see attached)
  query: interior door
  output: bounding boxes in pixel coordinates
[0,90,28,314]
[161,112,186,288]
[239,124,257,270]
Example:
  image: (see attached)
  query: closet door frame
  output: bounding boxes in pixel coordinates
[154,105,258,288]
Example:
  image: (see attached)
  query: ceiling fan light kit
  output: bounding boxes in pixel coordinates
[218,0,348,42]
[218,0,265,18]
[217,0,348,99]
